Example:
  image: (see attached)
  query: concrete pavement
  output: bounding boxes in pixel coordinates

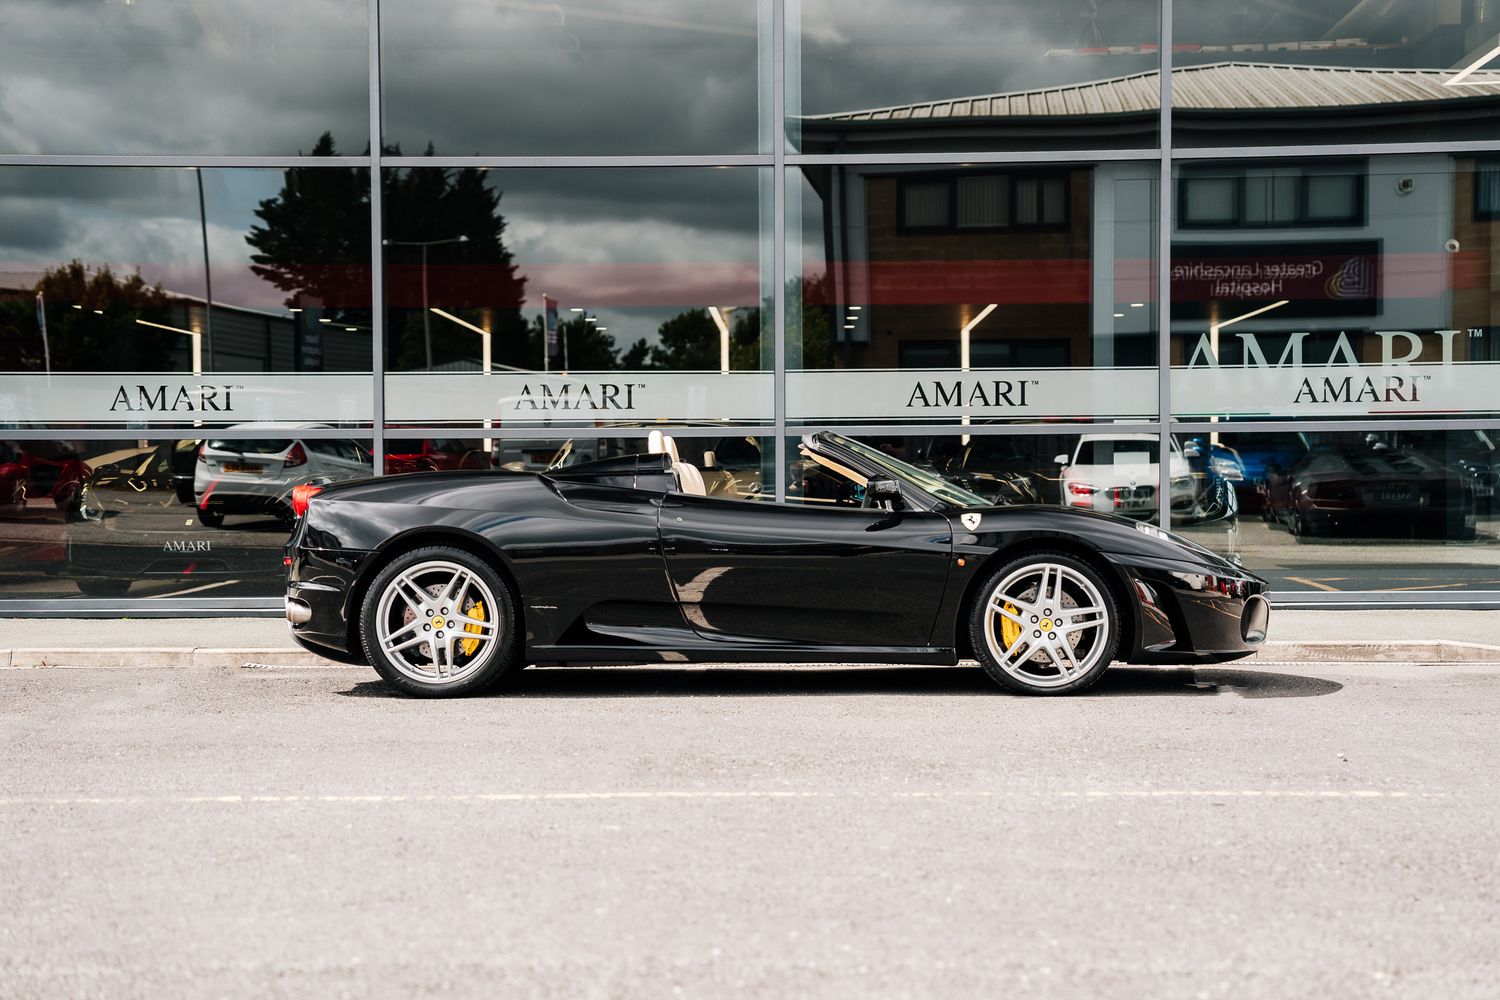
[2,659,1497,998]
[3,609,1498,668]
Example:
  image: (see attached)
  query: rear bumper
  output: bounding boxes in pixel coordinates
[285,543,371,657]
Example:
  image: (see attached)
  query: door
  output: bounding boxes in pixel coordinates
[658,493,952,647]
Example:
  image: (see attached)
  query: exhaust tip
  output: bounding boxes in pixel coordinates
[1241,594,1270,644]
[284,598,312,626]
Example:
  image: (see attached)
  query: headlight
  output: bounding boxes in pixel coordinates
[1210,457,1243,479]
[1134,522,1170,542]
[1170,569,1251,597]
[1171,475,1193,488]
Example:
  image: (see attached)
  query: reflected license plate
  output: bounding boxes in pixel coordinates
[222,462,265,474]
[1371,485,1413,503]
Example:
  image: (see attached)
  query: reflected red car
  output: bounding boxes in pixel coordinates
[0,440,91,517]
[383,438,486,474]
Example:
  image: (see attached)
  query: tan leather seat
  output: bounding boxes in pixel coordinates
[661,434,706,496]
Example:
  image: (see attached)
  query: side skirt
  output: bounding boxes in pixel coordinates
[527,644,961,667]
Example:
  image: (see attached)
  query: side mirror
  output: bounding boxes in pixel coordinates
[864,476,903,510]
[1054,454,1069,466]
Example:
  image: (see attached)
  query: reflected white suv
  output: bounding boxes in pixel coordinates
[193,423,370,527]
[1056,433,1195,520]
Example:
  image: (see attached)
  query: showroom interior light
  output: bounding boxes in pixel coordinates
[708,305,734,373]
[135,318,202,377]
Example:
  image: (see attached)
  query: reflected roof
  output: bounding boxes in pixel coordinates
[804,61,1500,121]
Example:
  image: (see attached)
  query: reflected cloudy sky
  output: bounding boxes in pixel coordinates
[0,0,368,156]
[0,164,766,353]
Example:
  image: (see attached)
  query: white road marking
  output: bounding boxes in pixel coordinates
[0,788,1448,806]
[142,579,241,599]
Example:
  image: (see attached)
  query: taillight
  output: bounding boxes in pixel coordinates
[284,442,308,469]
[196,443,207,464]
[1067,482,1097,496]
[291,483,322,518]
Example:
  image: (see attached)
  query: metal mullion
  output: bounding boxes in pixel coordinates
[773,0,787,501]
[1174,138,1500,161]
[1157,0,1173,531]
[381,155,772,169]
[782,422,1166,438]
[0,426,374,440]
[1171,417,1500,435]
[369,0,386,476]
[0,597,282,618]
[1271,591,1500,608]
[786,148,1160,167]
[0,155,369,168]
[376,425,777,440]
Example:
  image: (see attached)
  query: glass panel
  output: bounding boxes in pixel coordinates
[782,432,1178,524]
[0,436,369,601]
[381,0,767,155]
[788,162,1159,425]
[903,182,951,229]
[956,176,1009,229]
[1175,430,1499,593]
[1173,1,1500,147]
[788,0,1160,153]
[0,165,374,429]
[1171,156,1500,422]
[0,2,368,155]
[381,167,770,429]
[482,433,773,501]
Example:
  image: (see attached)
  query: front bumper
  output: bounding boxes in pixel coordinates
[1121,563,1270,664]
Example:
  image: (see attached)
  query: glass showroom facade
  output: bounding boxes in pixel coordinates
[2,0,1500,613]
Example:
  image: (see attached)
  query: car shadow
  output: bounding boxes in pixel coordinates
[337,665,1342,700]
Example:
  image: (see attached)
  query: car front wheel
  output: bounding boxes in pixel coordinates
[969,552,1119,695]
[359,545,520,697]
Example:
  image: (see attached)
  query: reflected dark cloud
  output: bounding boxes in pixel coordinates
[0,0,367,155]
[792,0,1159,118]
[380,0,763,155]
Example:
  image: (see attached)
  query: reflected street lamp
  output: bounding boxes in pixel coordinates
[382,235,469,371]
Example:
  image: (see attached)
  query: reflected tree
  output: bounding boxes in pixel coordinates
[246,133,529,372]
[0,261,174,371]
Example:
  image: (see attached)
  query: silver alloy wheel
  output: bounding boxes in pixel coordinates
[983,561,1112,690]
[374,559,502,685]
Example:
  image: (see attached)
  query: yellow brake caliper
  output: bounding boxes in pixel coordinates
[1000,601,1021,651]
[460,600,486,657]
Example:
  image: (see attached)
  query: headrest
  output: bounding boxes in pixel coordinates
[647,429,665,454]
[663,435,681,463]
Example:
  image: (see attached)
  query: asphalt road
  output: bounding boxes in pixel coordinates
[3,661,1498,999]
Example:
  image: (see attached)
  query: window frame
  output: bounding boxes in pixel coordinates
[896,169,1072,235]
[1177,161,1367,230]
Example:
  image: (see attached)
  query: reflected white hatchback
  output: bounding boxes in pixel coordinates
[193,423,371,527]
[1056,433,1195,520]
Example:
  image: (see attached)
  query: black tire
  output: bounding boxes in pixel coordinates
[196,507,224,528]
[75,576,132,597]
[968,551,1120,696]
[359,545,520,697]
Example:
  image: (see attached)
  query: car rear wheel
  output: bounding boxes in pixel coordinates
[969,552,1119,695]
[359,545,519,697]
[196,508,224,528]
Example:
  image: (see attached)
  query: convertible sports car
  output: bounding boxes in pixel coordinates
[285,431,1271,697]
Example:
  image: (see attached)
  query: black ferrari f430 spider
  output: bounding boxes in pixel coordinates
[285,431,1270,696]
